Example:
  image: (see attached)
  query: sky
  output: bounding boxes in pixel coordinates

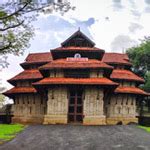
[1,0,150,95]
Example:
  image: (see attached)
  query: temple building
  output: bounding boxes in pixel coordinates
[3,30,149,125]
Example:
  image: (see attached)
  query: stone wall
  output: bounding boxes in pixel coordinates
[83,87,106,125]
[12,94,46,124]
[105,94,138,125]
[44,86,68,124]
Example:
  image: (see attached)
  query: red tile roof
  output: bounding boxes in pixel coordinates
[8,69,43,84]
[39,59,113,70]
[110,69,144,83]
[21,52,52,66]
[102,53,132,66]
[115,86,150,96]
[53,46,103,51]
[3,87,37,96]
[33,77,118,86]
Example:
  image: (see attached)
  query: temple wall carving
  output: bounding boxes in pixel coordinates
[105,94,138,125]
[44,87,68,124]
[12,94,46,124]
[83,87,106,125]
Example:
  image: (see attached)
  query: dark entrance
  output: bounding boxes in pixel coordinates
[68,88,83,123]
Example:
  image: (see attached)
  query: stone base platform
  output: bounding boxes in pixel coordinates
[83,116,106,125]
[43,115,67,124]
[106,117,138,125]
[12,116,44,124]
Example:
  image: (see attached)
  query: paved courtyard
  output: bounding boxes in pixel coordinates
[0,125,150,150]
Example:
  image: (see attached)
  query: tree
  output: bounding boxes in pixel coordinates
[0,0,74,55]
[126,37,150,88]
[126,37,150,116]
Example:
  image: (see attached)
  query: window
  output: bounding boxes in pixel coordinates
[74,53,81,58]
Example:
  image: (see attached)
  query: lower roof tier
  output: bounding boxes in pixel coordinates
[3,87,37,97]
[33,77,118,86]
[8,69,43,85]
[114,86,149,96]
[110,69,145,83]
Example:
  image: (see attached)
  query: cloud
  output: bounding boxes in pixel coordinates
[111,35,137,52]
[128,23,143,33]
[112,0,124,11]
[145,0,150,5]
[144,6,150,13]
[130,9,141,18]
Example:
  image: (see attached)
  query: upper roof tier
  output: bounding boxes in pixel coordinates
[51,30,105,60]
[61,30,95,47]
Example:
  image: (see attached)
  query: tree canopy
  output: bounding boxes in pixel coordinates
[0,0,74,55]
[126,37,150,92]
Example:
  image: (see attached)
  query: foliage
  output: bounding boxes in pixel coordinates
[138,126,150,133]
[0,124,25,141]
[0,0,75,57]
[126,37,150,92]
[0,94,5,103]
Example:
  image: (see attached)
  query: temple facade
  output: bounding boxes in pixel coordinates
[4,30,149,125]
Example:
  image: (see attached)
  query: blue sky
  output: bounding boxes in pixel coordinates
[1,0,150,92]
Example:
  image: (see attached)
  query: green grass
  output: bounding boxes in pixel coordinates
[0,124,25,142]
[138,126,150,133]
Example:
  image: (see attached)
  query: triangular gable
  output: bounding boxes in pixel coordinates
[61,30,95,47]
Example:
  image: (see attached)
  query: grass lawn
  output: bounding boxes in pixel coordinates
[138,126,150,133]
[0,124,25,143]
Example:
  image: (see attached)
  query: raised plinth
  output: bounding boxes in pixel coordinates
[43,115,68,124]
[83,116,106,125]
[12,116,44,124]
[106,117,138,125]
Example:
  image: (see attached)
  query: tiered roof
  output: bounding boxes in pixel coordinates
[3,30,149,97]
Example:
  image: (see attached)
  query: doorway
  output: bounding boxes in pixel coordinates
[68,88,83,123]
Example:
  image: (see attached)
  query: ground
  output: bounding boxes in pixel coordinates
[0,125,150,150]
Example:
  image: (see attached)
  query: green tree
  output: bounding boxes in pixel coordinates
[126,37,150,92]
[0,0,74,55]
